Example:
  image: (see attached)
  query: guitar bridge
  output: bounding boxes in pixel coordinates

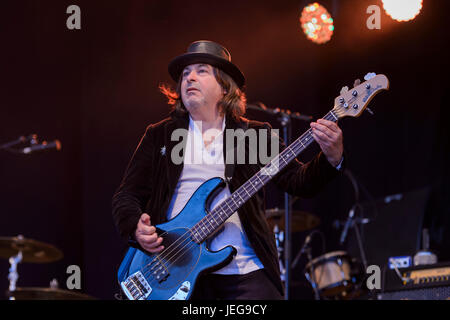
[121,271,152,300]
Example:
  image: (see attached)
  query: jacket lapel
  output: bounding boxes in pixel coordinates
[164,111,189,191]
[163,111,248,191]
[223,115,249,188]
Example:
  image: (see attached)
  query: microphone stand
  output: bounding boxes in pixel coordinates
[341,170,368,271]
[0,134,38,154]
[305,246,321,300]
[1,134,61,154]
[292,230,323,300]
[247,102,312,300]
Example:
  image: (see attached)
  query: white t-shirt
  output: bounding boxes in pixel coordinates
[166,115,264,274]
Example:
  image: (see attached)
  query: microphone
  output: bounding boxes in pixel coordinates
[22,140,61,154]
[339,206,355,245]
[0,134,37,150]
[303,234,313,247]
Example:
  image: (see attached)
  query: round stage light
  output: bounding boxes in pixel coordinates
[300,3,334,44]
[382,0,423,22]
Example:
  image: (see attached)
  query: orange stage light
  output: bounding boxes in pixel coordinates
[300,3,334,44]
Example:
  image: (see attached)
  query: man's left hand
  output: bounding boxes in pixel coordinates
[310,119,343,167]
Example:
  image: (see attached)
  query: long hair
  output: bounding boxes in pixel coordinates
[159,67,246,121]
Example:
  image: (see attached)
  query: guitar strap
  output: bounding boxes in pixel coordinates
[224,158,235,185]
[223,118,249,186]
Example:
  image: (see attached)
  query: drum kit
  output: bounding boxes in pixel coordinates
[1,135,95,300]
[0,235,95,300]
[266,208,366,300]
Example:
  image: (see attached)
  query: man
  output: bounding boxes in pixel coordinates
[112,40,344,299]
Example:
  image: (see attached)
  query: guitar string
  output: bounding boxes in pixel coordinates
[140,122,321,275]
[136,113,336,294]
[138,130,306,282]
[133,113,337,292]
[158,110,337,262]
[136,112,336,290]
[136,142,322,294]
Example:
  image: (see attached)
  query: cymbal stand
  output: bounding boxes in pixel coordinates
[273,225,285,281]
[8,251,22,299]
[304,247,321,300]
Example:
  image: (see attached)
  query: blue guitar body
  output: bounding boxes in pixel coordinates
[117,177,236,300]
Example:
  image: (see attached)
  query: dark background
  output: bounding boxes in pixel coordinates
[0,0,448,299]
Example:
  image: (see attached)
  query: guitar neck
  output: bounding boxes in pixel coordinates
[191,110,338,243]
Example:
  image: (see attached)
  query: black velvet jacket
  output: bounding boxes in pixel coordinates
[112,110,343,296]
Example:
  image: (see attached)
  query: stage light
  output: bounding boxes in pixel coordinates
[299,2,334,44]
[382,0,423,22]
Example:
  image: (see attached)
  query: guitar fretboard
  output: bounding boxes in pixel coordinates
[190,110,339,243]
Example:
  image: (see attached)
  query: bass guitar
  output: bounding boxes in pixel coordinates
[117,73,389,300]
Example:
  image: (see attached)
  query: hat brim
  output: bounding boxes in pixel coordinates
[168,53,245,89]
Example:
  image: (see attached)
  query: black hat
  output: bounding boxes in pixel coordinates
[168,40,245,89]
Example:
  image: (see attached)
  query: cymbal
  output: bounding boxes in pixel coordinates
[0,235,63,263]
[7,287,96,300]
[266,208,320,232]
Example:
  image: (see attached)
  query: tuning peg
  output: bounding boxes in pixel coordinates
[364,72,377,81]
[353,79,361,87]
[340,86,349,95]
[366,107,374,115]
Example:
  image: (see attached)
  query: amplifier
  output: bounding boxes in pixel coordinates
[377,286,450,300]
[378,262,450,300]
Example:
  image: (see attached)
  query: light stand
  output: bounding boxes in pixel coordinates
[279,111,292,300]
[247,102,312,300]
[340,170,370,271]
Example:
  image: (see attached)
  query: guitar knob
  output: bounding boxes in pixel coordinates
[343,103,349,109]
[340,86,349,95]
[364,72,377,81]
[352,104,358,109]
[339,97,345,103]
[352,90,358,97]
[365,83,371,89]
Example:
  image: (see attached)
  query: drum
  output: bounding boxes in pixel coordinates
[305,251,353,297]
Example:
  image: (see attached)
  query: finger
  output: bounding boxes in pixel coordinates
[140,213,151,225]
[137,224,156,235]
[317,119,340,133]
[311,131,325,148]
[311,129,332,146]
[143,237,164,249]
[139,233,159,244]
[310,122,335,140]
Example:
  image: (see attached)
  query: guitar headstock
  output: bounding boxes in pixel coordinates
[332,73,389,119]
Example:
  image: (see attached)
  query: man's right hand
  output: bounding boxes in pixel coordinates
[135,213,164,253]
